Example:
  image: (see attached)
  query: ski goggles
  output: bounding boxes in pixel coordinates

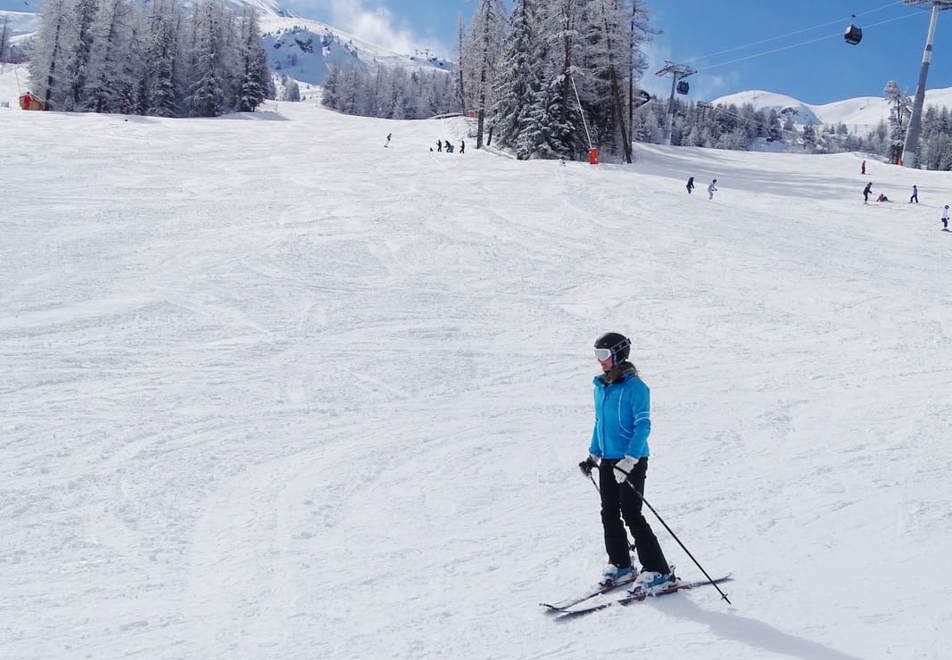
[594,347,613,361]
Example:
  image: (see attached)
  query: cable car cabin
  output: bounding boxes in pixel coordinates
[844,24,863,45]
[677,80,690,95]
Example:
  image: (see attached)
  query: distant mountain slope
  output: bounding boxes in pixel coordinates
[259,15,451,86]
[713,88,952,134]
[0,8,39,38]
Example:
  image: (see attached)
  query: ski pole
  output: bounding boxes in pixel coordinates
[623,480,732,605]
[588,473,599,494]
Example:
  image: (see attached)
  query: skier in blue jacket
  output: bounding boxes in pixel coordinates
[579,332,673,591]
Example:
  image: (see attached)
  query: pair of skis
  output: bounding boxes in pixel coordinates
[541,574,732,621]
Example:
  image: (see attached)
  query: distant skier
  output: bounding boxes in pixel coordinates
[686,176,695,194]
[385,133,392,148]
[559,156,566,167]
[877,193,889,203]
[460,139,465,154]
[942,205,950,231]
[437,140,442,152]
[446,143,455,153]
[909,184,919,204]
[578,332,674,592]
[861,159,866,175]
[863,182,873,204]
[707,179,718,200]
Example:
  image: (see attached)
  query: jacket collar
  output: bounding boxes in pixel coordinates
[594,362,637,386]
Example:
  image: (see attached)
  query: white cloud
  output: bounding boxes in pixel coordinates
[295,0,446,56]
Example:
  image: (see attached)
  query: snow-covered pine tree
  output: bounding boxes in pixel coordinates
[586,0,633,162]
[883,80,910,164]
[492,0,544,158]
[61,0,101,110]
[236,7,270,111]
[186,0,226,117]
[532,0,585,159]
[29,0,71,109]
[0,16,9,63]
[322,64,341,109]
[83,0,134,113]
[467,0,506,148]
[283,76,300,102]
[144,0,181,117]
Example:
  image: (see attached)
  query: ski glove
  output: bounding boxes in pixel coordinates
[613,456,639,484]
[578,454,600,477]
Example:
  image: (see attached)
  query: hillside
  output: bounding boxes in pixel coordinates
[713,87,952,134]
[2,94,951,659]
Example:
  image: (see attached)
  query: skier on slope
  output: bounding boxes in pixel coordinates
[686,176,695,194]
[578,333,674,592]
[707,179,718,200]
[942,205,949,231]
[863,182,873,204]
[909,185,919,204]
[385,133,392,148]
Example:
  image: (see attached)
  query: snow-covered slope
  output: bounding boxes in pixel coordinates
[0,8,38,38]
[714,87,952,133]
[1,96,951,659]
[260,15,450,86]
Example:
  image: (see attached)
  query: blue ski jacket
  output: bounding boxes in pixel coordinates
[588,371,651,459]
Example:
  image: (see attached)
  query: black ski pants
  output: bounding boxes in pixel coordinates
[598,458,669,574]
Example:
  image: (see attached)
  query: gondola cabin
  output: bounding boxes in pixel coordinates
[677,80,690,95]
[844,23,863,45]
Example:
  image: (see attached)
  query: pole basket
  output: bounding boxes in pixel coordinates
[588,148,599,165]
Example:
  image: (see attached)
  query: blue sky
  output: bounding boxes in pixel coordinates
[281,0,952,104]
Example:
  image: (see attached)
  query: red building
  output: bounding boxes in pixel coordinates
[19,92,46,111]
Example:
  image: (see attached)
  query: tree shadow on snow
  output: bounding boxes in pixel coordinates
[652,596,863,660]
[219,110,288,122]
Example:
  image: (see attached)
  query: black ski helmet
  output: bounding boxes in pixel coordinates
[594,332,631,364]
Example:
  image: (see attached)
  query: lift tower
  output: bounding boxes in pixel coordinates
[901,0,952,168]
[656,61,696,146]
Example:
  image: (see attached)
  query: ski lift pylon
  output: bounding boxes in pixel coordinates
[844,15,862,45]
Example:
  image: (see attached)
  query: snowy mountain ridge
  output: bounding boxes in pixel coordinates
[712,87,952,133]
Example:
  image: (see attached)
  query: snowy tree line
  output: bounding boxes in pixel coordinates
[625,92,952,171]
[27,0,272,116]
[321,63,457,119]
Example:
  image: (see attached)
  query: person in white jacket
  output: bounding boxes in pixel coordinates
[707,179,718,200]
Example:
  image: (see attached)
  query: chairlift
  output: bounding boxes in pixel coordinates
[844,15,863,45]
[677,80,690,95]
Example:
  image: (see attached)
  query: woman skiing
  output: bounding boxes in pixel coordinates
[578,332,674,591]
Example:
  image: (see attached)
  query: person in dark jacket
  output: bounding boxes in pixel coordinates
[910,185,919,203]
[460,139,465,154]
[437,140,442,152]
[864,182,873,204]
[579,332,673,592]
[686,176,695,194]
